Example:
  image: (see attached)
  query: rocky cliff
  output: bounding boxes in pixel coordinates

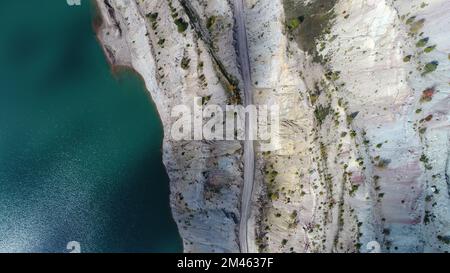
[95,0,450,253]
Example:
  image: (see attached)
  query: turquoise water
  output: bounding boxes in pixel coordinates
[0,1,181,252]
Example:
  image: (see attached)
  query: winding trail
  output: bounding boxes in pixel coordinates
[233,0,255,253]
[178,0,254,252]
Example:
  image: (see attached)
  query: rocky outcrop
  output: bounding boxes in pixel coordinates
[96,0,244,252]
[95,0,450,253]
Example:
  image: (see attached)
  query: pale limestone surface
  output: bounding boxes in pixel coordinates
[95,0,450,253]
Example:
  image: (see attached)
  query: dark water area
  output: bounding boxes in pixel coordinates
[0,1,181,252]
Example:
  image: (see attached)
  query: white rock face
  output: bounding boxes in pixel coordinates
[95,0,450,253]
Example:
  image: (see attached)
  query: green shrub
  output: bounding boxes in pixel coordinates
[146,12,158,22]
[207,16,217,30]
[287,17,302,30]
[157,38,165,46]
[416,37,429,47]
[181,57,190,70]
[175,18,188,33]
[424,45,436,53]
[314,105,331,125]
[422,61,438,75]
[202,95,212,105]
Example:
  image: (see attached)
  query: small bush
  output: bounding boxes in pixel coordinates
[146,12,158,22]
[422,61,438,75]
[175,18,189,33]
[287,17,303,31]
[314,105,331,125]
[424,45,436,53]
[420,87,435,102]
[416,37,429,47]
[181,57,190,70]
[207,16,217,30]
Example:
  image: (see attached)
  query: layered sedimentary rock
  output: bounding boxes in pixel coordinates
[95,0,450,253]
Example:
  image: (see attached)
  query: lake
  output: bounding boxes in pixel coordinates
[0,1,182,253]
